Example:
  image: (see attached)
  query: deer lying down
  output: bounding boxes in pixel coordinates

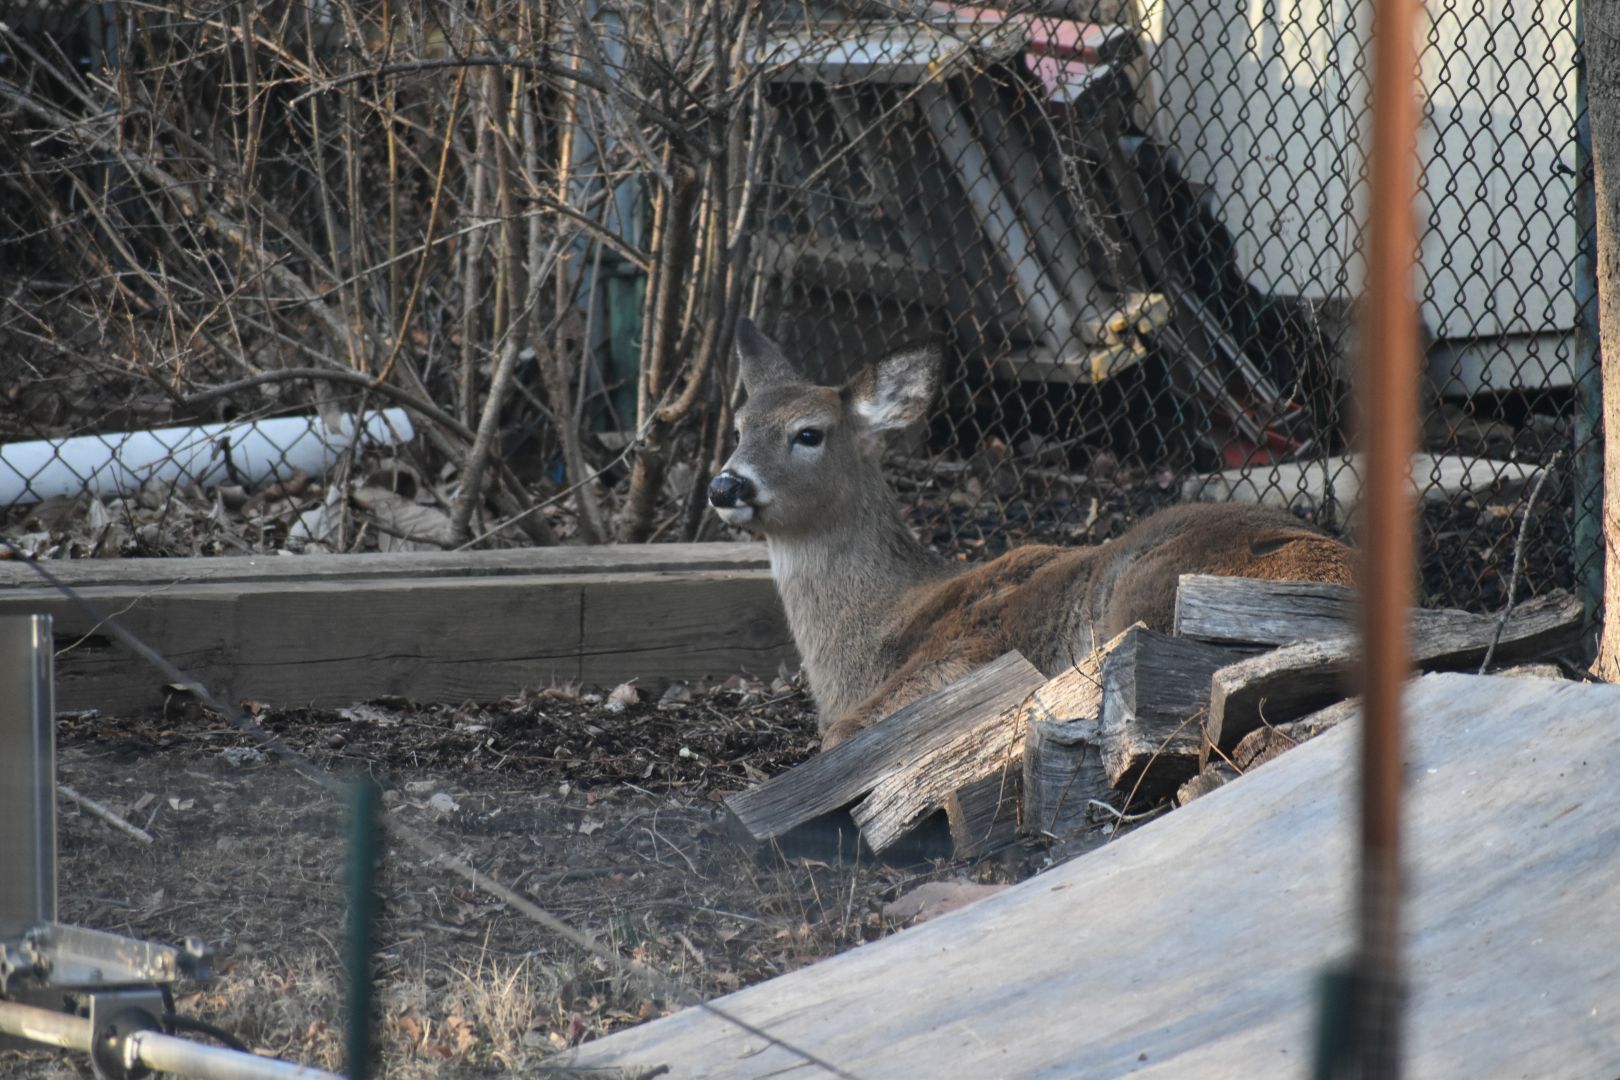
[708,319,1355,748]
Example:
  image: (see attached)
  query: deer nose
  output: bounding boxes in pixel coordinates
[708,471,756,509]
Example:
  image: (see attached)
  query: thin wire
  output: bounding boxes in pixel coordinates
[0,534,859,1080]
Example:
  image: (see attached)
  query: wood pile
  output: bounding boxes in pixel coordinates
[725,576,1584,861]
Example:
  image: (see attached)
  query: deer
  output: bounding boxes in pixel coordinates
[708,318,1356,748]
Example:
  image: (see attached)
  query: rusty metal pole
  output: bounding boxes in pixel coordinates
[1354,0,1421,1067]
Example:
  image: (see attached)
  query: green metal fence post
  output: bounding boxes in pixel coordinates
[345,778,380,1080]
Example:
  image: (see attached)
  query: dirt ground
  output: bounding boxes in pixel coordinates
[0,675,1036,1078]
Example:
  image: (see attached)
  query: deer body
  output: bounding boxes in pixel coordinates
[710,321,1355,747]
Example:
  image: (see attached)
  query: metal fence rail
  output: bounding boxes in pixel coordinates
[0,0,1595,620]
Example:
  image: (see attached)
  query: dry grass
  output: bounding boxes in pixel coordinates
[0,677,1029,1077]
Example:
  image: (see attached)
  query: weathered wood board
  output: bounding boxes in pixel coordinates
[0,541,773,587]
[1097,627,1252,798]
[725,653,1044,848]
[1175,573,1582,651]
[1205,590,1582,750]
[567,673,1620,1078]
[1174,574,1360,645]
[942,770,1021,858]
[0,544,794,710]
[1020,640,1114,841]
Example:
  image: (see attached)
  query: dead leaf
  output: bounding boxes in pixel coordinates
[604,682,640,713]
[351,485,453,551]
[446,1014,477,1054]
[241,470,312,516]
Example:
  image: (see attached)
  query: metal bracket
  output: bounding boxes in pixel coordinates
[87,987,166,1080]
[1,922,203,996]
[1,615,211,1000]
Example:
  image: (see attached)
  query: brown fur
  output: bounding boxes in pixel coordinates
[823,504,1353,745]
[712,321,1356,749]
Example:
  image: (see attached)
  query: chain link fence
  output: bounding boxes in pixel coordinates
[751,0,1590,616]
[0,3,1599,1075]
[0,0,1595,613]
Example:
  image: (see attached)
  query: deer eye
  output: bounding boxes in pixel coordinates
[794,428,824,448]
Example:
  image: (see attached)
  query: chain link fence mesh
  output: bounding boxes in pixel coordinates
[0,0,1594,611]
[0,3,1598,1074]
[750,0,1588,615]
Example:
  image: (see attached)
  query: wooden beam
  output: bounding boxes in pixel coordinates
[725,652,1045,847]
[943,770,1022,858]
[1228,698,1359,772]
[0,544,793,711]
[1206,591,1583,751]
[1021,640,1113,841]
[1173,574,1359,646]
[1099,627,1257,799]
[1173,574,1572,650]
[0,541,772,588]
[851,664,1037,852]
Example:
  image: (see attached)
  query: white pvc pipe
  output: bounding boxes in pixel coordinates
[0,409,414,508]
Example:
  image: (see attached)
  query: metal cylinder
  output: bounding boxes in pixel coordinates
[0,614,57,936]
[0,998,88,1051]
[127,1029,342,1080]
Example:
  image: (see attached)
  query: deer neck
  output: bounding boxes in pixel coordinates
[766,495,952,727]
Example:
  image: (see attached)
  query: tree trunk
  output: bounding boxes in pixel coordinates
[1590,7,1620,680]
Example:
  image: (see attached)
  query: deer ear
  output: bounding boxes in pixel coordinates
[734,317,798,392]
[848,344,941,436]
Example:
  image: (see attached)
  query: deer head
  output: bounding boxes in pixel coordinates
[708,318,941,538]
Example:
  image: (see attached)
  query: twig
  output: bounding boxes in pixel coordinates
[294,55,718,160]
[58,784,155,845]
[376,66,465,386]
[1084,799,1166,826]
[452,428,642,551]
[1479,451,1564,674]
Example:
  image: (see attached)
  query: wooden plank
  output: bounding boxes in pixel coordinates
[1228,698,1358,772]
[943,768,1021,858]
[759,234,951,310]
[579,571,793,689]
[1206,591,1583,751]
[0,541,770,588]
[850,671,1032,853]
[1098,628,1255,800]
[724,653,1045,845]
[1,569,792,712]
[1174,762,1236,806]
[1172,573,1557,649]
[565,673,1620,1078]
[1174,574,1359,646]
[1020,642,1113,841]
